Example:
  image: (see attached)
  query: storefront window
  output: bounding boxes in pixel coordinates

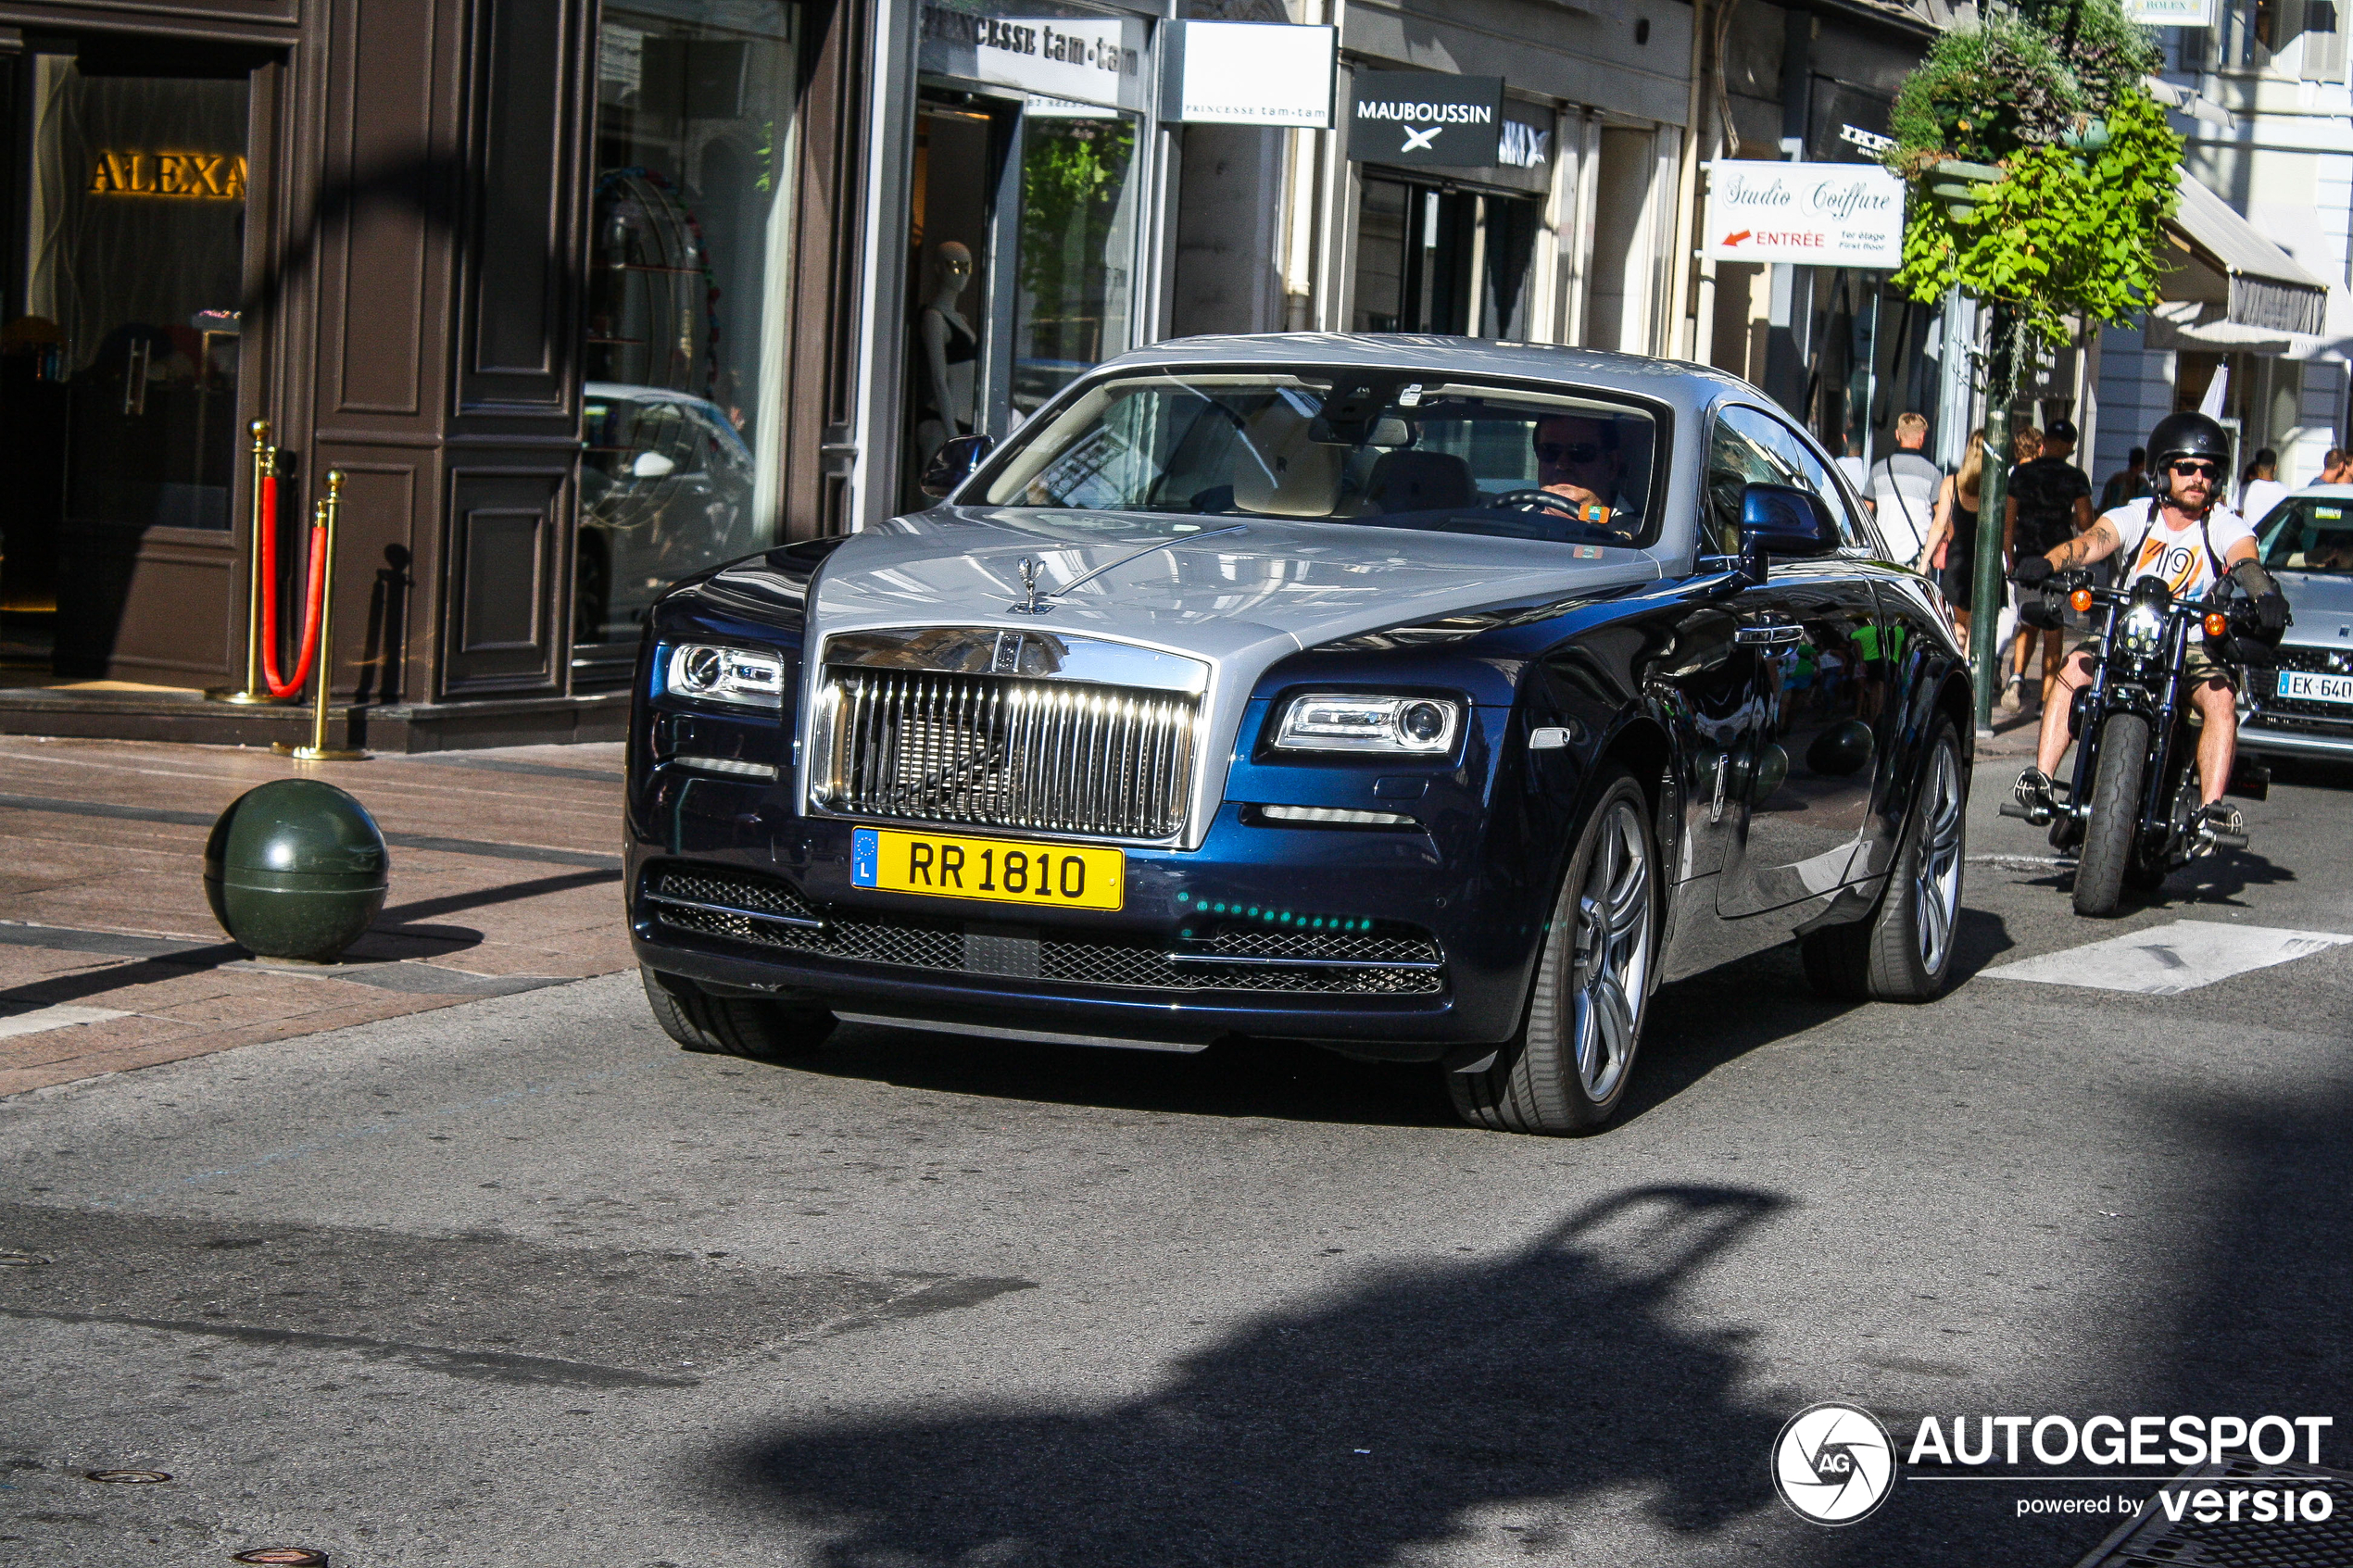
[1351,178,1534,339]
[582,0,798,660]
[2,50,250,670]
[1011,104,1138,414]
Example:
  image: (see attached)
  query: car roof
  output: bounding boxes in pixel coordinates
[2288,483,2353,497]
[1092,332,1761,408]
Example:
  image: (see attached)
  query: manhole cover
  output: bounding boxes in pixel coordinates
[233,1551,329,1566]
[84,1469,172,1484]
[2074,1459,2353,1567]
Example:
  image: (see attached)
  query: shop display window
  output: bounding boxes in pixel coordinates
[581,0,798,663]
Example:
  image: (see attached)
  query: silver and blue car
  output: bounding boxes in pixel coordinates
[2237,483,2353,764]
[623,335,1974,1133]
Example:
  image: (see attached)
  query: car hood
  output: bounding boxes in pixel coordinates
[812,507,1663,655]
[2278,569,2353,648]
[800,508,1666,848]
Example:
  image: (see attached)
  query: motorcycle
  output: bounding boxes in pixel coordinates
[1999,571,2272,916]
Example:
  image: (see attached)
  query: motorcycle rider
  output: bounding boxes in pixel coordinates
[2010,411,2292,843]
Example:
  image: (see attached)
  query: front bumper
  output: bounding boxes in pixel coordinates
[2236,714,2353,759]
[625,776,1545,1060]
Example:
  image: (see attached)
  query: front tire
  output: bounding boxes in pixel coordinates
[641,965,837,1062]
[1801,717,1966,1001]
[2073,711,2150,918]
[1450,769,1655,1135]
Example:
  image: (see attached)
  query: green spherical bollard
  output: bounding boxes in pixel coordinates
[204,780,389,961]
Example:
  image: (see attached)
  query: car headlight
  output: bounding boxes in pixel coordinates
[1273,693,1461,754]
[2121,605,2165,654]
[663,644,786,709]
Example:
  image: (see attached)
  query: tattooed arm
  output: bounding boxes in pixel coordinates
[2046,515,2122,571]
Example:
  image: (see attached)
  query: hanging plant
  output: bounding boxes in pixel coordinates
[1883,0,2181,366]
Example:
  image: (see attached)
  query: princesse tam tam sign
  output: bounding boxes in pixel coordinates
[1704,161,1903,268]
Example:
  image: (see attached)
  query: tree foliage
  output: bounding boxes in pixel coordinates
[1885,0,2181,375]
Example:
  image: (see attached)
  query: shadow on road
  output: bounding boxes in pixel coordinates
[709,1185,1791,1565]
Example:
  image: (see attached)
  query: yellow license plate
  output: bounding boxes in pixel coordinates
[849,827,1125,911]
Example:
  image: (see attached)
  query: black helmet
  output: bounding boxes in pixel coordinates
[2147,410,2231,471]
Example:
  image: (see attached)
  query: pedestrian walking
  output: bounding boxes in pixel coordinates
[1865,411,1942,562]
[1915,428,1985,657]
[2003,418,2094,713]
[2099,446,2147,510]
[2238,447,2288,526]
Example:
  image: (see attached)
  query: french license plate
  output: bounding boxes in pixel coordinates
[849,827,1125,911]
[2280,670,2353,705]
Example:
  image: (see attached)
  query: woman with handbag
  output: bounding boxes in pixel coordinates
[1915,429,1985,657]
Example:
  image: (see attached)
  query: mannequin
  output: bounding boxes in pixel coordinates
[916,241,979,465]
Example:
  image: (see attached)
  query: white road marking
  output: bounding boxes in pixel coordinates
[1982,921,2353,996]
[0,1004,132,1039]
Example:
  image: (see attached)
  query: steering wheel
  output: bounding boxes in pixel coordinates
[1486,487,1587,515]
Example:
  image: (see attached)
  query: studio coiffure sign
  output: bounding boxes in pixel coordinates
[1703,161,1904,269]
[1347,71,1504,168]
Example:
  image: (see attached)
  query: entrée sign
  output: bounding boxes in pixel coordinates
[1703,161,1902,268]
[88,151,248,200]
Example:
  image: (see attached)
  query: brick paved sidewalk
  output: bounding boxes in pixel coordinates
[0,737,630,1096]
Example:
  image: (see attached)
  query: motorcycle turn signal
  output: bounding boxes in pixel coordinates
[2204,610,2231,638]
[2071,588,2096,615]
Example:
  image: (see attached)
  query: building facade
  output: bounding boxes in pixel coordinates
[0,0,1948,750]
[2093,12,2353,500]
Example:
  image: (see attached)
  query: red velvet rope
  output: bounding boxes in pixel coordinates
[258,472,328,700]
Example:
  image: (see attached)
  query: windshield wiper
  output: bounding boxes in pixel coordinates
[1010,524,1248,616]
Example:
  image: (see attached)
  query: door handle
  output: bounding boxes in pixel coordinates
[1734,623,1804,646]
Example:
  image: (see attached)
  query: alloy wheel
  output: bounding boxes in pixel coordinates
[1571,798,1653,1102]
[1913,741,1965,972]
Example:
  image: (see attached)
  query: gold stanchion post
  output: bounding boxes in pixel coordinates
[273,470,368,762]
[208,419,287,705]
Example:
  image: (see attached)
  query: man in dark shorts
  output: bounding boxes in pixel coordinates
[2005,418,2095,711]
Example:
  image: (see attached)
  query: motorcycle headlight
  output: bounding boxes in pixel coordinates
[2121,605,2165,654]
[1273,693,1461,755]
[662,643,786,709]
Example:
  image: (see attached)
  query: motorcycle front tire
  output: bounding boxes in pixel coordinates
[2073,710,2150,918]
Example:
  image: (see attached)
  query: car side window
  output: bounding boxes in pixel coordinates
[1723,406,1870,552]
[1703,408,1791,558]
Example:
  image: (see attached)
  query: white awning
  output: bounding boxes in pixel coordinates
[2161,173,2330,335]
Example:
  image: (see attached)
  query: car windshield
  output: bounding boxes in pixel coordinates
[2257,495,2353,576]
[978,370,1663,548]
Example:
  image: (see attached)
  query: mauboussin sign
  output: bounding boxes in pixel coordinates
[1704,161,1904,269]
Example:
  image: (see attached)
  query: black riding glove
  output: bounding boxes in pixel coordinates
[2255,591,2291,635]
[2010,557,2052,587]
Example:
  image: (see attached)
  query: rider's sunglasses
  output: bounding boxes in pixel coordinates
[1537,441,1604,465]
[2169,459,2221,479]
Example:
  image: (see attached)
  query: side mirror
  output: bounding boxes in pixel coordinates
[920,433,995,500]
[1737,483,1840,583]
[632,450,678,479]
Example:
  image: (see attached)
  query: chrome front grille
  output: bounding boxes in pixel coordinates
[822,668,1196,839]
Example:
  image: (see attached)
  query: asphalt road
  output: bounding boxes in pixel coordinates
[3,751,2349,1567]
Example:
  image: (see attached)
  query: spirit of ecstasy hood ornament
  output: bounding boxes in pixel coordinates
[1007,525,1246,616]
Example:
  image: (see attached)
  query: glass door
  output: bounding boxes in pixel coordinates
[1007,99,1139,419]
[2,45,251,675]
[578,0,799,681]
[899,91,1142,504]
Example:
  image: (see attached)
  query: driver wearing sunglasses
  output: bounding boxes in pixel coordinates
[1534,415,1629,531]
